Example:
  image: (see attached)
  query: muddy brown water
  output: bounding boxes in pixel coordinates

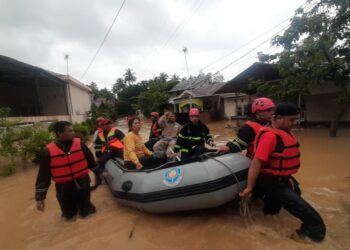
[0,120,349,250]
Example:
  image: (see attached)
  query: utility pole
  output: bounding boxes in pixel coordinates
[182,47,192,109]
[64,54,73,120]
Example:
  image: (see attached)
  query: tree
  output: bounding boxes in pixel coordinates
[112,78,126,95]
[171,74,180,81]
[138,80,171,115]
[252,0,350,137]
[124,68,136,85]
[99,88,115,101]
[87,82,99,96]
[159,72,169,82]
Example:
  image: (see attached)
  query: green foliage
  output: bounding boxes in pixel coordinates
[137,75,178,116]
[0,124,54,168]
[124,68,136,85]
[0,107,13,128]
[252,0,350,136]
[47,121,58,133]
[72,123,90,138]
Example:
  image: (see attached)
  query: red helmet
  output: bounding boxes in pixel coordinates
[96,117,104,123]
[252,97,275,113]
[189,108,200,116]
[150,112,159,118]
[100,118,112,125]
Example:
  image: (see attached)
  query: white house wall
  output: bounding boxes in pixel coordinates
[68,83,91,123]
[224,98,237,119]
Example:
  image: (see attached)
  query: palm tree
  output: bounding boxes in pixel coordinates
[159,72,169,82]
[124,68,136,86]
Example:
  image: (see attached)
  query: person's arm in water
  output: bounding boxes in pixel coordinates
[35,149,51,212]
[220,124,255,153]
[239,132,276,197]
[239,158,262,197]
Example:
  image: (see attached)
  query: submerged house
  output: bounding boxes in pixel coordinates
[0,55,92,124]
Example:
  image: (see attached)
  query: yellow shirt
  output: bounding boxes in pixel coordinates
[123,132,153,165]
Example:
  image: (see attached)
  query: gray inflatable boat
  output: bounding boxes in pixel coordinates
[104,153,250,213]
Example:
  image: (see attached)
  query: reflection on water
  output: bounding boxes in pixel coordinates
[0,119,349,250]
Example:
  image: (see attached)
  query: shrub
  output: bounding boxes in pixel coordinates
[0,124,54,169]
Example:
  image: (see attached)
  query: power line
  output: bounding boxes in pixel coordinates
[214,24,290,74]
[80,0,127,80]
[196,1,317,76]
[201,1,318,77]
[199,17,290,72]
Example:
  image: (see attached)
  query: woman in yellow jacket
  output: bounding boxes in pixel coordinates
[124,117,167,170]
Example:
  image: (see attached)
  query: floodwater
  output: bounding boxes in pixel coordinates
[0,120,350,250]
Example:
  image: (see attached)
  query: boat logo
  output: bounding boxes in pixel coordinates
[163,167,183,187]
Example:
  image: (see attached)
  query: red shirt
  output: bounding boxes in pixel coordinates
[254,131,277,162]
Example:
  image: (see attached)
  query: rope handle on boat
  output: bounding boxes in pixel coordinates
[209,156,254,225]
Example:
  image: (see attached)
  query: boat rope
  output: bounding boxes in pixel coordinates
[210,156,254,226]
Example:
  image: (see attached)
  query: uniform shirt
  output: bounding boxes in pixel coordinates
[227,119,270,153]
[123,132,153,165]
[174,121,212,153]
[157,115,181,138]
[35,140,96,201]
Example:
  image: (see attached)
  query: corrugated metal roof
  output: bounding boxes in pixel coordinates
[0,54,65,85]
[216,63,279,93]
[169,74,214,92]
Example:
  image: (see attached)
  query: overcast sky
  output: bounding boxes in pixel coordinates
[0,0,305,88]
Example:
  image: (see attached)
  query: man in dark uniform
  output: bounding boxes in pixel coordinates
[219,97,275,158]
[174,108,214,160]
[35,121,97,220]
[240,103,326,243]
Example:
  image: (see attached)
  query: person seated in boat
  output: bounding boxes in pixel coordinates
[153,112,181,159]
[174,108,215,161]
[144,112,162,150]
[92,117,105,147]
[93,118,125,175]
[218,97,276,159]
[124,117,167,170]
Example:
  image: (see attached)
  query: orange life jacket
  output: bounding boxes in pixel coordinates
[47,138,89,184]
[245,120,263,159]
[98,127,124,153]
[254,127,300,176]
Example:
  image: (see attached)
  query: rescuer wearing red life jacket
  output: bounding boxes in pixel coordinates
[92,117,104,145]
[145,112,162,150]
[239,103,326,243]
[35,121,97,220]
[93,118,125,176]
[219,97,275,158]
